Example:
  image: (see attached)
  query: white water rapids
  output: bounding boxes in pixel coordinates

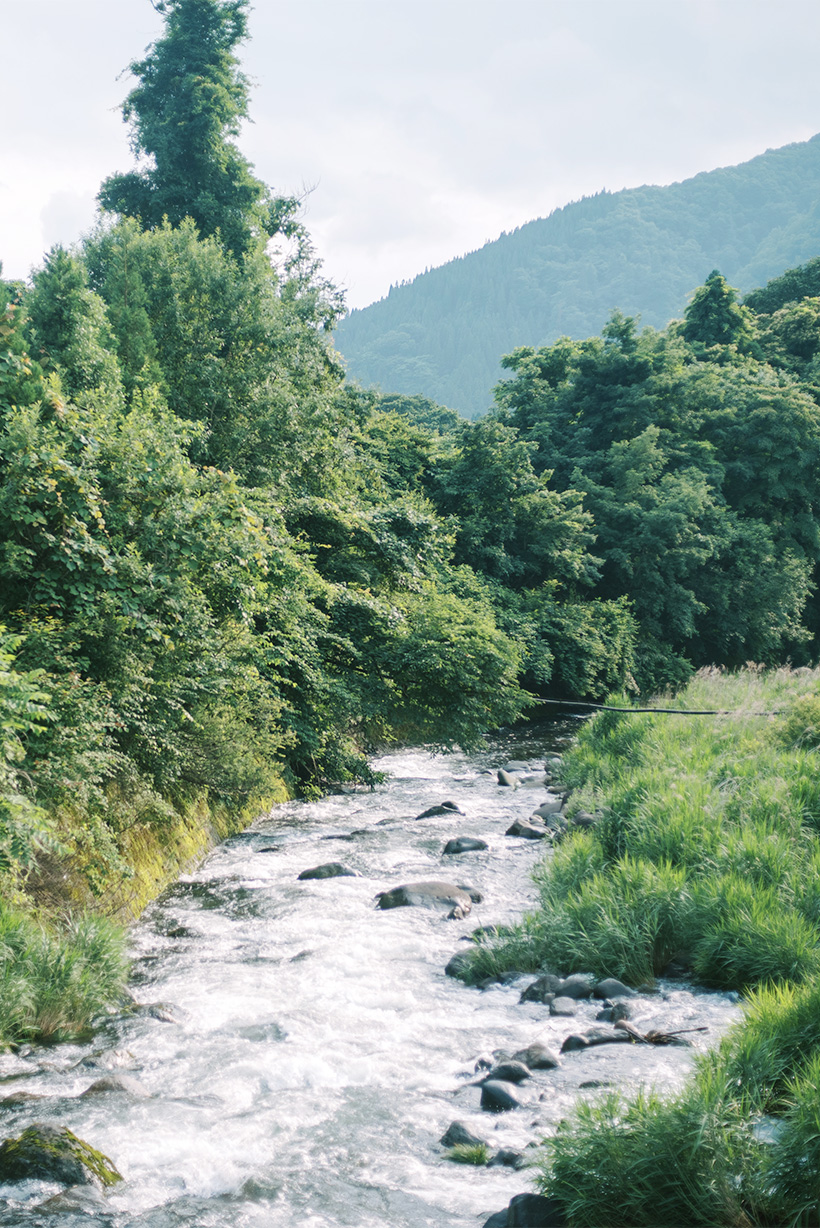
[0,722,741,1226]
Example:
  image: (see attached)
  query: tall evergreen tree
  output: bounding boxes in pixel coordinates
[98,0,294,258]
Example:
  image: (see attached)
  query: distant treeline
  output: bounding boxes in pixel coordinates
[336,134,820,415]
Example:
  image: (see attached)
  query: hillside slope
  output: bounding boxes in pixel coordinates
[335,134,820,415]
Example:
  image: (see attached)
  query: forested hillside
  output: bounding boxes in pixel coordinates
[335,135,820,415]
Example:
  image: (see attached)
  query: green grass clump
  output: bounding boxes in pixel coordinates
[538,1083,761,1227]
[0,906,129,1045]
[446,1142,490,1165]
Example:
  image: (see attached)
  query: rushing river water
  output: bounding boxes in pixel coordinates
[0,722,741,1227]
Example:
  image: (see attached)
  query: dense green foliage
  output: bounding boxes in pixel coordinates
[0,0,638,947]
[336,134,820,414]
[496,281,820,690]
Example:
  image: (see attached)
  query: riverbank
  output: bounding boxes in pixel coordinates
[1,778,290,1047]
[463,667,820,1226]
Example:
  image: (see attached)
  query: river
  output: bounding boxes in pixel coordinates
[0,720,741,1226]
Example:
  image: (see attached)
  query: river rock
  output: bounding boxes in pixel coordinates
[36,1185,109,1214]
[596,1001,633,1022]
[445,950,474,978]
[512,1042,561,1070]
[561,1027,636,1053]
[557,972,595,999]
[594,977,636,999]
[80,1074,150,1099]
[443,837,488,855]
[570,810,599,829]
[507,1192,567,1226]
[506,818,548,839]
[440,1120,486,1148]
[497,769,519,787]
[80,1048,138,1071]
[297,863,361,880]
[376,881,483,919]
[520,973,562,1003]
[549,996,577,1017]
[0,1124,122,1190]
[482,1213,508,1228]
[488,1148,526,1168]
[415,801,463,819]
[480,1080,524,1112]
[480,1060,532,1085]
[533,798,564,817]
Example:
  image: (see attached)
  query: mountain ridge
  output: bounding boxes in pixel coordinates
[335,133,820,415]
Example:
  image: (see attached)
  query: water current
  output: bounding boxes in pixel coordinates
[0,721,741,1226]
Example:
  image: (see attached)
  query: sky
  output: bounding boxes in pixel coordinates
[3,0,820,310]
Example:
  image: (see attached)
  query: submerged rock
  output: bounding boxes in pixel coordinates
[80,1074,150,1099]
[297,863,361,880]
[36,1185,109,1214]
[376,881,482,919]
[443,837,488,855]
[0,1123,122,1189]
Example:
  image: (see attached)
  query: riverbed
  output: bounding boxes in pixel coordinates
[0,722,741,1226]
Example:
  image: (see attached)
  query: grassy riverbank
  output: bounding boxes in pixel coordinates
[464,666,820,1226]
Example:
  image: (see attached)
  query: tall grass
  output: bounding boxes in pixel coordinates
[458,666,820,993]
[0,906,128,1045]
[508,668,820,1226]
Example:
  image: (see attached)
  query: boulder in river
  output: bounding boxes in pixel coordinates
[415,801,463,819]
[506,818,548,840]
[376,881,483,919]
[507,1192,568,1226]
[594,977,636,999]
[440,1120,486,1148]
[443,837,488,855]
[497,769,518,788]
[0,1124,122,1190]
[297,863,361,880]
[480,1079,524,1112]
[478,1060,532,1085]
[520,973,562,1003]
[512,1042,561,1070]
[549,996,577,1017]
[557,972,596,999]
[533,798,564,817]
[445,950,475,978]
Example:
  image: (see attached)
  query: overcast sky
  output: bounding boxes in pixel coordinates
[3,0,820,309]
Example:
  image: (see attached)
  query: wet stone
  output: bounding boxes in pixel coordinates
[440,1121,486,1148]
[480,1080,524,1112]
[297,863,361,880]
[549,996,577,1017]
[512,1042,561,1070]
[480,1060,532,1085]
[415,802,463,819]
[0,1123,122,1190]
[80,1074,150,1099]
[443,837,488,855]
[594,977,636,999]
